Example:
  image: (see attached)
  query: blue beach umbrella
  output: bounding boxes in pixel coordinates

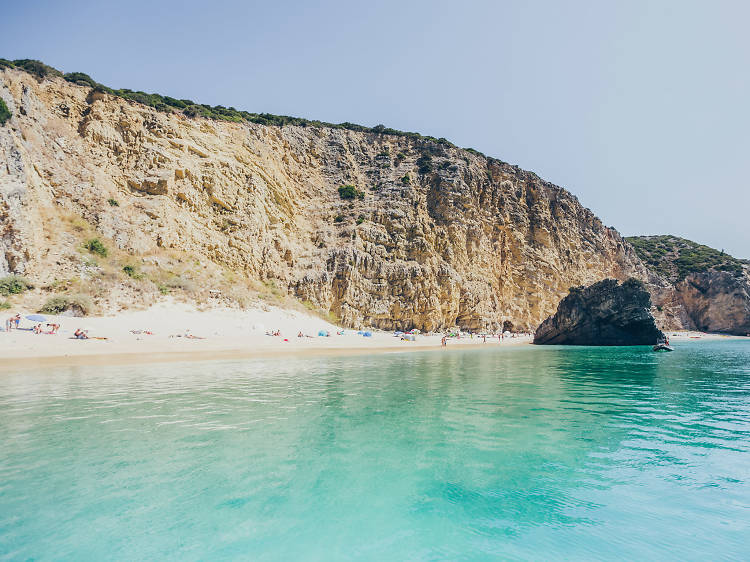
[26,314,47,322]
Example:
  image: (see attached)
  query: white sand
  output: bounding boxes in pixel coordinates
[4,301,744,371]
[0,299,532,369]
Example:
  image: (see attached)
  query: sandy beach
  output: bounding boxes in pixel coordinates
[3,300,747,371]
[0,300,535,370]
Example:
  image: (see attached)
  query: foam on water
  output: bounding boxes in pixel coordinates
[1,341,749,560]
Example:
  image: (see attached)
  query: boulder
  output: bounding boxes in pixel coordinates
[534,278,664,345]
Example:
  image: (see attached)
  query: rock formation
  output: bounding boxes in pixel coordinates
[674,271,750,335]
[627,235,750,335]
[11,64,749,333]
[533,278,665,345]
[0,66,665,330]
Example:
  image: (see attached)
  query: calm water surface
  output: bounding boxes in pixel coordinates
[1,341,749,560]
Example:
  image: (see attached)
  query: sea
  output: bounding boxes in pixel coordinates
[1,340,749,560]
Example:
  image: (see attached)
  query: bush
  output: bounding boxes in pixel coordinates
[334,215,344,223]
[85,238,108,257]
[63,72,98,88]
[0,301,10,310]
[401,175,411,185]
[338,185,364,200]
[0,98,10,125]
[39,294,92,316]
[107,198,119,207]
[0,275,33,296]
[11,59,62,79]
[123,265,143,279]
[356,215,365,225]
[416,155,433,174]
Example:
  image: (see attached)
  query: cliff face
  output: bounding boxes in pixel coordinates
[0,68,658,330]
[627,235,750,335]
[674,271,750,335]
[534,278,664,345]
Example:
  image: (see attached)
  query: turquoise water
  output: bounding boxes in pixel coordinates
[1,341,749,560]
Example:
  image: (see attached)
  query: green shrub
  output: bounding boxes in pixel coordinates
[356,215,365,225]
[0,98,10,125]
[39,294,92,316]
[416,155,433,174]
[63,72,98,88]
[85,238,108,257]
[338,185,364,200]
[334,215,344,223]
[0,275,33,296]
[107,198,119,207]
[0,301,10,310]
[400,175,411,185]
[11,59,62,79]
[123,265,143,279]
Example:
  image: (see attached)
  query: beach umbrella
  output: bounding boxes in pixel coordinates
[26,314,47,322]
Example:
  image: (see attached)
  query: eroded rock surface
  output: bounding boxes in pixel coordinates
[534,278,664,345]
[0,68,673,330]
[676,271,750,335]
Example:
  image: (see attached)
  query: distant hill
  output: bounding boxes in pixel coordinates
[626,235,748,283]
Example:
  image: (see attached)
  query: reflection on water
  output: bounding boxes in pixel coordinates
[1,341,749,560]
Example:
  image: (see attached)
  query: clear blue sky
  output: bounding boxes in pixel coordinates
[3,0,748,257]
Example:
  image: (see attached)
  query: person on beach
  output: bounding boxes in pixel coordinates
[74,329,89,339]
[441,336,447,347]
[13,314,20,329]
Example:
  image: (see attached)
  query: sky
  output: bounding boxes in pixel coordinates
[2,0,748,257]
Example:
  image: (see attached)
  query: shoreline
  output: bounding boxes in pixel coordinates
[2,301,746,372]
[0,340,532,372]
[0,301,533,371]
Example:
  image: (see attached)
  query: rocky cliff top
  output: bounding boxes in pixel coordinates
[534,278,664,345]
[626,235,748,283]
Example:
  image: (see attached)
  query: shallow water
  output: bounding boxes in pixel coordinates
[1,341,749,560]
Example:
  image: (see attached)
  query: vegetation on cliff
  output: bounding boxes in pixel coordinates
[0,275,33,296]
[626,235,747,282]
[0,58,468,151]
[0,97,10,125]
[0,60,663,330]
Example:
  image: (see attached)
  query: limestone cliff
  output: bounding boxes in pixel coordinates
[0,66,661,330]
[627,235,750,335]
